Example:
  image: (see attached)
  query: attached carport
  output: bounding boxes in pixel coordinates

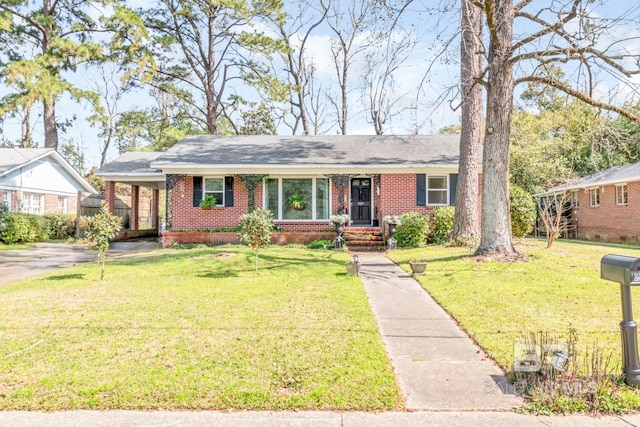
[95,152,166,240]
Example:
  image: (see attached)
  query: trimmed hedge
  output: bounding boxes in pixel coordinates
[431,206,455,243]
[0,212,76,244]
[395,212,430,247]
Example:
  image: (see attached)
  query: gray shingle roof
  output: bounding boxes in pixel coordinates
[0,148,53,176]
[96,151,164,174]
[543,162,640,195]
[152,134,463,167]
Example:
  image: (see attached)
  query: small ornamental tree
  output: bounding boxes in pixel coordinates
[238,208,274,278]
[80,201,122,280]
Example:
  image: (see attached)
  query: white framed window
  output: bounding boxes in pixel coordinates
[571,191,579,207]
[616,184,628,205]
[427,175,448,205]
[203,178,224,206]
[589,188,600,207]
[57,196,68,214]
[264,177,330,221]
[2,190,11,211]
[23,192,44,214]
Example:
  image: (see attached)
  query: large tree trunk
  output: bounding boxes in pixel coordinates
[451,0,483,244]
[43,96,59,150]
[476,0,516,256]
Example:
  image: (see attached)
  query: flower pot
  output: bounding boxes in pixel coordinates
[200,206,213,210]
[409,261,427,275]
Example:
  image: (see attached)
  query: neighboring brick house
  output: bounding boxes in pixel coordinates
[539,162,640,243]
[0,148,95,215]
[96,135,482,246]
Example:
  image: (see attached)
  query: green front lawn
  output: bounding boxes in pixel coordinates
[387,238,640,371]
[0,246,402,410]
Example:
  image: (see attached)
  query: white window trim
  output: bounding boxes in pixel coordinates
[2,190,11,211]
[616,184,628,206]
[426,175,449,206]
[264,176,331,221]
[23,192,44,215]
[589,188,600,207]
[57,196,68,214]
[203,177,225,206]
[571,190,579,207]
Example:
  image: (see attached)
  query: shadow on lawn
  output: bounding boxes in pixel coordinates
[46,273,85,281]
[251,251,347,271]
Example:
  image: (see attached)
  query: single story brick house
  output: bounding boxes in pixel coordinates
[96,135,481,247]
[0,148,95,215]
[538,162,640,243]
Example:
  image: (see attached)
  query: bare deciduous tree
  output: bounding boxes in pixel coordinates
[537,191,573,248]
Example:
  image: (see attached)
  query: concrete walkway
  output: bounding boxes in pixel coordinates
[357,252,522,410]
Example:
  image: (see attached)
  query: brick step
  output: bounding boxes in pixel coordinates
[344,227,382,233]
[347,243,386,252]
[345,234,383,242]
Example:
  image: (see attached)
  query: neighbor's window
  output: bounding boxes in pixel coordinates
[204,178,224,205]
[616,184,628,205]
[2,190,11,211]
[589,188,600,207]
[571,191,579,207]
[23,192,44,215]
[57,196,68,214]
[264,177,330,220]
[427,175,448,205]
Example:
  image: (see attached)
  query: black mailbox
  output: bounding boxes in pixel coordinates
[601,254,640,285]
[601,254,640,387]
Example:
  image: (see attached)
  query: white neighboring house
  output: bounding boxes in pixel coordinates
[0,148,95,215]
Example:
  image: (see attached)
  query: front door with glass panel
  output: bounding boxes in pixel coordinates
[350,178,371,225]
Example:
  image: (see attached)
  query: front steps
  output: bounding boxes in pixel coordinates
[344,226,386,252]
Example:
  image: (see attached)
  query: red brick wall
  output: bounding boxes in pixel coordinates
[170,173,482,232]
[162,230,334,247]
[575,182,640,243]
[171,176,262,230]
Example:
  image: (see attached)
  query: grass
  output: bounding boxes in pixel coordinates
[0,246,402,411]
[388,238,640,414]
[387,238,639,371]
[0,243,32,251]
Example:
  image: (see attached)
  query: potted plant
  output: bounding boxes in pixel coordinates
[330,214,350,249]
[199,194,217,209]
[409,259,427,275]
[288,194,305,210]
[383,215,402,250]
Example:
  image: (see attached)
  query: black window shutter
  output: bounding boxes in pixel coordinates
[192,176,202,207]
[224,176,234,207]
[416,174,426,206]
[449,173,458,206]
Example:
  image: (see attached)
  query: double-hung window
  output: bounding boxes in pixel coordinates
[589,188,600,207]
[427,176,448,205]
[23,193,44,214]
[204,178,224,206]
[571,191,579,207]
[57,196,68,214]
[616,184,628,205]
[2,190,11,210]
[265,177,330,220]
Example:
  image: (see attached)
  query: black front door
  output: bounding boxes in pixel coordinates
[351,178,371,225]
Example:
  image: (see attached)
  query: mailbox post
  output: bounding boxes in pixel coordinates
[601,254,640,387]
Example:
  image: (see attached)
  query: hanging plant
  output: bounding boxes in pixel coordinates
[288,194,305,210]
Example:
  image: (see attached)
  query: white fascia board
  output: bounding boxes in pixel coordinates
[536,175,640,197]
